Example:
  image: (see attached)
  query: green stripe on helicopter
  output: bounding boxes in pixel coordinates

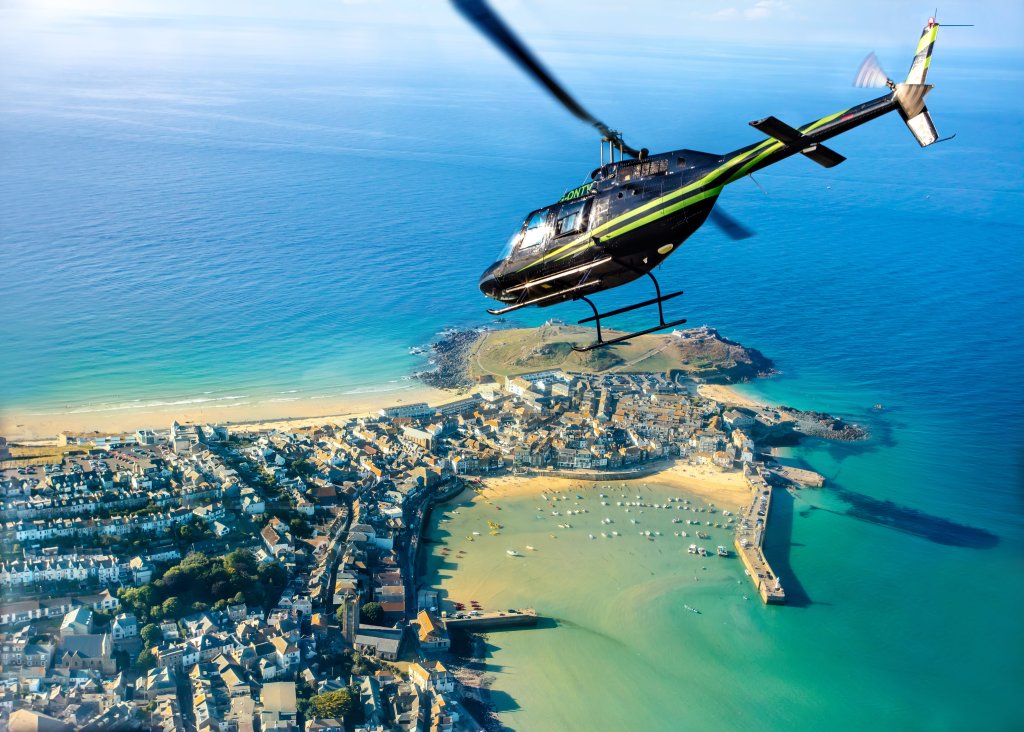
[518,106,851,271]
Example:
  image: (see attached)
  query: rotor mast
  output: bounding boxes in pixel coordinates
[600,130,631,165]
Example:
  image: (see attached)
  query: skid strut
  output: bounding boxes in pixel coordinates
[572,269,686,352]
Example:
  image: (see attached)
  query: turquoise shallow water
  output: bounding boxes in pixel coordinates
[427,463,1020,731]
[1,23,1021,730]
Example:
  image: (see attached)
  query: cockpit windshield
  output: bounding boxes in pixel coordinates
[504,200,593,260]
[519,210,552,251]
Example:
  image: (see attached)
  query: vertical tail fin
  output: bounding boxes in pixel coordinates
[895,18,940,146]
[906,17,939,85]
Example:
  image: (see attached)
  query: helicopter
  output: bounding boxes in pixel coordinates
[454,0,955,350]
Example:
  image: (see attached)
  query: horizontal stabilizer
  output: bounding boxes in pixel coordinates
[800,143,846,168]
[749,116,803,144]
[750,115,846,168]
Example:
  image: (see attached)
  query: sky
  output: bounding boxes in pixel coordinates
[1,0,1021,75]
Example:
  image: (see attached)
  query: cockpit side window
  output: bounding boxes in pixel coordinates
[501,229,523,259]
[519,210,552,250]
[555,200,588,237]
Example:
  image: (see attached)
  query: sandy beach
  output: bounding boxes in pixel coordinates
[0,383,459,442]
[697,383,770,409]
[1,369,763,447]
[477,460,751,511]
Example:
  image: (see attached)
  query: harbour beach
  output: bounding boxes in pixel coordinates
[477,462,750,510]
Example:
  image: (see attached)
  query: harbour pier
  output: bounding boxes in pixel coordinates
[770,464,825,487]
[735,469,786,604]
[443,608,539,630]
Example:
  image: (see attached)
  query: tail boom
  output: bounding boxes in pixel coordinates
[728,17,946,175]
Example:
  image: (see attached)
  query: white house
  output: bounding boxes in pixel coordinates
[111,613,138,641]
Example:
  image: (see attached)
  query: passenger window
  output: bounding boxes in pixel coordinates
[555,201,587,237]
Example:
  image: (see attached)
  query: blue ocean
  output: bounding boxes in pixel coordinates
[1,21,1021,729]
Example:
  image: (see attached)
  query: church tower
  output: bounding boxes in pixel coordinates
[340,592,360,644]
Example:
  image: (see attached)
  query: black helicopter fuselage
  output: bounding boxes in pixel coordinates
[479,91,899,306]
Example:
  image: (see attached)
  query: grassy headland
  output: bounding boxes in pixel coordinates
[462,323,775,383]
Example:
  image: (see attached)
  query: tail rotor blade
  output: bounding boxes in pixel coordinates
[854,52,892,88]
[709,208,755,240]
[452,0,641,157]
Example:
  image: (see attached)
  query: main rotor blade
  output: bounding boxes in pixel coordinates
[854,52,892,88]
[452,0,641,157]
[709,208,755,240]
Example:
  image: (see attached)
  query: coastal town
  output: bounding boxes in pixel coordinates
[0,328,851,731]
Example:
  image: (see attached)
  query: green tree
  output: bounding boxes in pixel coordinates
[309,689,357,721]
[290,459,316,479]
[161,597,182,618]
[140,624,162,647]
[120,584,156,616]
[224,549,257,577]
[258,469,277,492]
[360,602,384,625]
[161,566,187,593]
[289,517,312,538]
[136,647,156,671]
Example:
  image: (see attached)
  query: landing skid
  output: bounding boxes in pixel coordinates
[572,270,686,352]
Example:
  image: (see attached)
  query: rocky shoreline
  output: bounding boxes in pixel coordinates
[782,407,870,442]
[672,325,777,384]
[413,328,483,390]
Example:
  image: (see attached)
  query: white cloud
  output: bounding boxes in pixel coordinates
[743,1,790,20]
